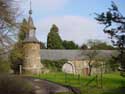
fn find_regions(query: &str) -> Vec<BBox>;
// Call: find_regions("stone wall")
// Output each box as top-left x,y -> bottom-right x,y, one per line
23,42 -> 43,74
62,60 -> 105,76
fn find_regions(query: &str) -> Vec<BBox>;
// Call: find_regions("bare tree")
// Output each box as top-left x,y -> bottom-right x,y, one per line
85,50 -> 98,76
0,0 -> 19,53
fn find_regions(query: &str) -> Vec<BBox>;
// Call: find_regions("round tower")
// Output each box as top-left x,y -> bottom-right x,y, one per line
23,1 -> 43,74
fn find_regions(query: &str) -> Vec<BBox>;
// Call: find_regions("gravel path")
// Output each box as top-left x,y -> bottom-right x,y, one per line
23,77 -> 72,94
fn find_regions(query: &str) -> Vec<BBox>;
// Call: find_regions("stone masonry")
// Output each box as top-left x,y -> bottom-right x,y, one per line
23,42 -> 43,74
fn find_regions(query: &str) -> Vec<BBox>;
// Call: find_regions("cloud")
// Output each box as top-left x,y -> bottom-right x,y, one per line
35,16 -> 109,45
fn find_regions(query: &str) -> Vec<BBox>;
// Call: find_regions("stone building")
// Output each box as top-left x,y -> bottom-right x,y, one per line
40,50 -> 118,75
22,5 -> 43,74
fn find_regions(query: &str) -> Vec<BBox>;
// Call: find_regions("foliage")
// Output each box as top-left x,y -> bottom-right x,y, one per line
80,44 -> 88,49
18,19 -> 28,42
117,52 -> 125,76
9,19 -> 27,74
63,40 -> 79,49
0,75 -> 34,94
106,56 -> 119,72
9,43 -> 24,74
95,1 -> 125,72
0,0 -> 18,50
40,42 -> 46,49
87,39 -> 114,50
47,24 -> 64,49
41,59 -> 67,72
0,57 -> 10,74
95,1 -> 125,48
84,50 -> 98,76
0,0 -> 16,25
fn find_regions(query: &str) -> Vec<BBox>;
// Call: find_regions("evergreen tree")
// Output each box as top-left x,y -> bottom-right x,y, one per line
63,40 -> 79,49
47,24 -> 64,49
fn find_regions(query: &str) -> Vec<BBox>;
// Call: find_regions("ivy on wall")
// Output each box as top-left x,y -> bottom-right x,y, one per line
41,59 -> 67,72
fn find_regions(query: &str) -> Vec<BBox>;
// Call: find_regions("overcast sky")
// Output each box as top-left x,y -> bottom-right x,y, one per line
21,0 -> 125,45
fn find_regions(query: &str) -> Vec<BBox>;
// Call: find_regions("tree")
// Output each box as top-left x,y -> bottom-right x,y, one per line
0,0 -> 17,50
0,0 -> 18,74
106,56 -> 119,72
47,24 -> 64,49
63,40 -> 79,49
0,0 -> 16,25
40,42 -> 46,49
9,19 -> 28,74
0,50 -> 10,74
87,39 -> 114,50
80,44 -> 88,50
18,19 -> 28,42
9,43 -> 24,74
84,50 -> 98,76
95,1 -> 125,75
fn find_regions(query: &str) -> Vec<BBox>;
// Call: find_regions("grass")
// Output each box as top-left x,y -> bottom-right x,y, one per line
33,72 -> 125,94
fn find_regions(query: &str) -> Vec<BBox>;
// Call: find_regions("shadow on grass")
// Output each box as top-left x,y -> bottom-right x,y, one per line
103,87 -> 125,94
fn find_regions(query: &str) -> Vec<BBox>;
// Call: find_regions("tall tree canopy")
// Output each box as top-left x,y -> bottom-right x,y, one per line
47,24 -> 64,49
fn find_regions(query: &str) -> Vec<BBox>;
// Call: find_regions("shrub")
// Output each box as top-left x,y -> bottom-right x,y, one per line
105,56 -> 119,73
41,59 -> 67,72
0,58 -> 11,74
0,75 -> 34,94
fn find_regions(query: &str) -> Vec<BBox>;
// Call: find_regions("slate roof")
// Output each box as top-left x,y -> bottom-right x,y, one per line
41,50 -> 119,60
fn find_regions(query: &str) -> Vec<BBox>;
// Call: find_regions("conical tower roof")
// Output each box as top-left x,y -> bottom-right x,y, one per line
28,6 -> 36,30
24,0 -> 38,42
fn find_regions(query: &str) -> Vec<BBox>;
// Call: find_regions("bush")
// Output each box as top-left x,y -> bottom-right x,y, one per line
0,75 -> 34,94
105,56 -> 119,72
41,59 -> 67,72
0,58 -> 11,73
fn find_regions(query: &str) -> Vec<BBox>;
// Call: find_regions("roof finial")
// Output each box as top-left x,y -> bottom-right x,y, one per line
29,0 -> 32,15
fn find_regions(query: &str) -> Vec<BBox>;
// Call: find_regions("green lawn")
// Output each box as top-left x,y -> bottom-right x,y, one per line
33,72 -> 125,94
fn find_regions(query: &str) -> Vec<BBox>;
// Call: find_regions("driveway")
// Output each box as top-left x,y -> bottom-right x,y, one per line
23,76 -> 80,94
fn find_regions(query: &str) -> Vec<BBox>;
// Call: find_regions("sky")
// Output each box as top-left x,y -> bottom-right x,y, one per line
21,0 -> 125,46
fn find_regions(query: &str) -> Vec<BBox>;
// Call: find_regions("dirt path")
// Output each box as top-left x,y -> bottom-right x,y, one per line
23,76 -> 72,94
